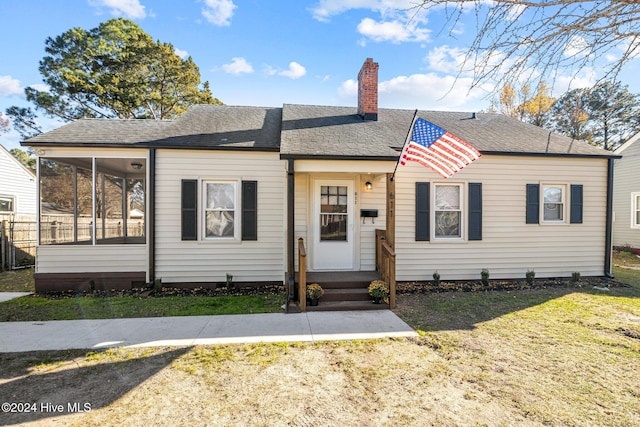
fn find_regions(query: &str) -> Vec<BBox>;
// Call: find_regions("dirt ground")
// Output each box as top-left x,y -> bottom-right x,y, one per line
1,340 -> 543,427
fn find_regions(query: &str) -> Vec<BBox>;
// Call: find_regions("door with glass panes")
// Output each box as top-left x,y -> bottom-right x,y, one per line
312,179 -> 354,270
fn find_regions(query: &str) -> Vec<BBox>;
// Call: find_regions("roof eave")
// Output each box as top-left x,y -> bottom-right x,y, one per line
22,141 -> 280,152
279,154 -> 398,161
481,150 -> 620,159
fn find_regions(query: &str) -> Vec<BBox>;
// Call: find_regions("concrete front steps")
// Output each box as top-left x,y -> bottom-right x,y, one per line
303,271 -> 389,312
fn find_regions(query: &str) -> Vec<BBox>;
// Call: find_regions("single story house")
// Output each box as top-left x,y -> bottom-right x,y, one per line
23,58 -> 617,302
0,143 -> 36,218
613,132 -> 640,252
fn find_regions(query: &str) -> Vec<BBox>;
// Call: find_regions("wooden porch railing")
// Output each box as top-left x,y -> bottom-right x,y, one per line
298,237 -> 307,312
375,229 -> 385,272
375,229 -> 396,309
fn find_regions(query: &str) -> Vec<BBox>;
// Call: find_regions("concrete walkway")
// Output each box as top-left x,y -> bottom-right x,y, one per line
0,310 -> 418,353
0,292 -> 31,303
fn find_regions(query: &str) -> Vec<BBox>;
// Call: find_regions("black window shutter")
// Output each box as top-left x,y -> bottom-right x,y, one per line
181,179 -> 198,241
570,184 -> 583,224
415,182 -> 430,241
242,180 -> 258,241
468,183 -> 483,240
526,184 -> 540,224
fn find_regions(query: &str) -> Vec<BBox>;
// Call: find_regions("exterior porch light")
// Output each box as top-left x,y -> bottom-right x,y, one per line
131,161 -> 143,170
365,181 -> 373,191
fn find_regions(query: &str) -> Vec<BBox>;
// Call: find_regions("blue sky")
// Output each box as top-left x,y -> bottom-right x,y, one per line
1,0 -> 639,150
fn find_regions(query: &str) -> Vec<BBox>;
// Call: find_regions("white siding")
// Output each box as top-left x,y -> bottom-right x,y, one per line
294,173 -> 309,271
154,150 -> 286,283
613,139 -> 640,249
359,174 -> 386,270
37,245 -> 147,273
394,155 -> 609,280
0,145 -> 36,216
293,170 -> 388,271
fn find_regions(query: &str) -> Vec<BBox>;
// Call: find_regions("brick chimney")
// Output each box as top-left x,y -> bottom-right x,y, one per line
357,58 -> 378,121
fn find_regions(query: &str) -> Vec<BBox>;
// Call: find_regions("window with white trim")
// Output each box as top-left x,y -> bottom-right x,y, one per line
0,195 -> 14,213
203,181 -> 237,239
542,184 -> 565,222
632,193 -> 640,228
434,183 -> 463,238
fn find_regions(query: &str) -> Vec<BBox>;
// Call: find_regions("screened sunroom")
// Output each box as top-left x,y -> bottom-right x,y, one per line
39,157 -> 146,245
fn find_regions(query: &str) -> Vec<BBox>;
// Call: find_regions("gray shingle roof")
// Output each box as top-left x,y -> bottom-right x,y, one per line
154,105 -> 281,150
24,105 -> 282,151
24,118 -> 172,145
24,103 -> 613,158
280,105 -> 612,158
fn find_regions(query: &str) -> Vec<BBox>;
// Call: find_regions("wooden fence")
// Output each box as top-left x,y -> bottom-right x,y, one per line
1,215 -> 36,271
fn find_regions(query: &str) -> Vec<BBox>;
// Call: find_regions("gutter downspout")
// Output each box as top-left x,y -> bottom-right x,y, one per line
286,158 -> 295,312
604,157 -> 614,278
148,148 -> 156,283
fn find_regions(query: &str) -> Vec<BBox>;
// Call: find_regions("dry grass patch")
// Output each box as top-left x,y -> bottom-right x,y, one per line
1,260 -> 639,426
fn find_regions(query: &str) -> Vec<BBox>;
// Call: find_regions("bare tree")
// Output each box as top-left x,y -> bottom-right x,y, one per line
414,1 -> 640,90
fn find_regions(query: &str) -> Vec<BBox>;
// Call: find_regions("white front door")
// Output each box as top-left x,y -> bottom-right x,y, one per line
312,179 -> 355,270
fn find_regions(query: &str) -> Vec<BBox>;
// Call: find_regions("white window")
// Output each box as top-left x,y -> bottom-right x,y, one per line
542,184 -> 565,222
203,181 -> 237,239
0,195 -> 14,213
632,193 -> 640,228
434,183 -> 462,239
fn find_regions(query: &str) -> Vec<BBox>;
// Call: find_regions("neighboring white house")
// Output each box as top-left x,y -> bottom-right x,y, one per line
613,132 -> 640,252
0,144 -> 36,218
23,58 -> 617,294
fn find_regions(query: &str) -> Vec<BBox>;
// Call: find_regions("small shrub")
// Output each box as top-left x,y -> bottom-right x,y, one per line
432,271 -> 441,286
615,243 -> 633,253
306,283 -> 324,300
526,269 -> 535,286
153,277 -> 162,293
571,271 -> 581,283
368,280 -> 390,299
480,268 -> 490,286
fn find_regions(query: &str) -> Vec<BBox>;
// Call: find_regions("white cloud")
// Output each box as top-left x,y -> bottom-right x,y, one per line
202,0 -> 236,26
339,73 -> 492,110
222,57 -> 254,75
338,79 -> 358,98
357,17 -> 430,43
0,75 -> 23,97
381,73 -> 491,109
310,0 -> 416,22
605,53 -> 618,62
90,0 -> 146,19
564,35 -> 590,58
553,68 -> 597,95
279,62 -> 307,79
426,45 -> 466,74
174,48 -> 189,59
505,4 -> 526,21
263,65 -> 277,76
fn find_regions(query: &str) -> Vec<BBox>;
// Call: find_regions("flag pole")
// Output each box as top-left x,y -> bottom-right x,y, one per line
390,109 -> 418,182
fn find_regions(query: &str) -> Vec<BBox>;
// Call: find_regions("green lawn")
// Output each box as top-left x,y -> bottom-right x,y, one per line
0,293 -> 285,321
1,251 -> 638,323
0,267 -> 35,292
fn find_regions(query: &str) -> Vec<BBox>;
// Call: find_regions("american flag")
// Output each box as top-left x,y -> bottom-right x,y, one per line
400,117 -> 481,178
